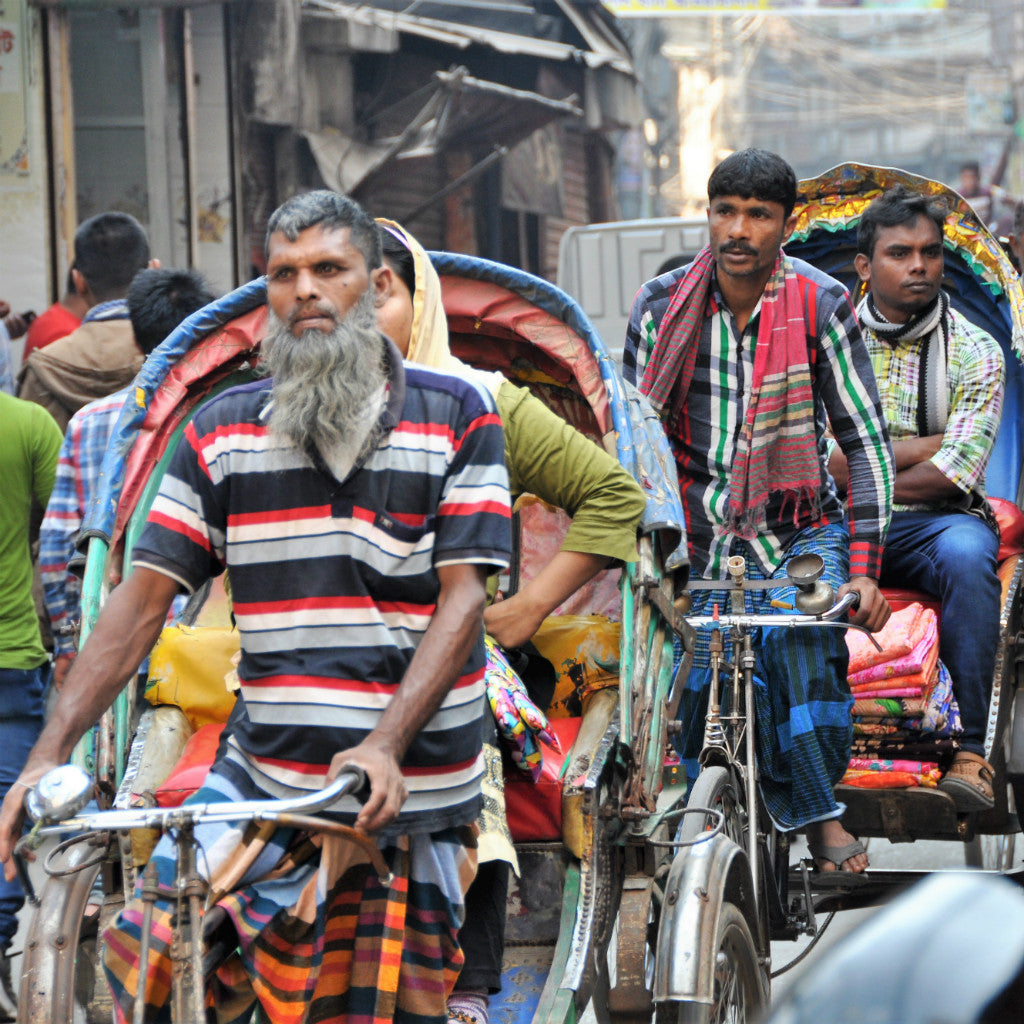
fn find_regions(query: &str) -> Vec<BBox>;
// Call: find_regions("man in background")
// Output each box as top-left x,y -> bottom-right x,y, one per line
18,212 -> 154,432
0,392 -> 62,1019
39,268 -> 216,690
22,268 -> 89,358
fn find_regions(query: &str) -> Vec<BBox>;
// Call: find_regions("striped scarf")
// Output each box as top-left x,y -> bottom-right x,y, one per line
640,245 -> 821,538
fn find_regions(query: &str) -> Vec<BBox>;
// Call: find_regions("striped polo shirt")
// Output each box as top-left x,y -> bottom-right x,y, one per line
133,340 -> 511,834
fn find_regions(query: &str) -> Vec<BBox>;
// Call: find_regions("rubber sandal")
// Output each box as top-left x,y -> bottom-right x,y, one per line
807,838 -> 870,889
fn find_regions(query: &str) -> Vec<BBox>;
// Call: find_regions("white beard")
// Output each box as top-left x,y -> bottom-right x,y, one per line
261,289 -> 386,457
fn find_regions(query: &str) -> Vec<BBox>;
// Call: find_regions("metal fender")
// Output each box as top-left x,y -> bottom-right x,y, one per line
18,839 -> 102,1024
651,832 -> 759,1006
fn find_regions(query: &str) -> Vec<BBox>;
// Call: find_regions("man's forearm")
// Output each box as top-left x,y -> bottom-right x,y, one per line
893,460 -> 963,504
891,435 -> 943,472
370,565 -> 487,763
21,568 -> 179,777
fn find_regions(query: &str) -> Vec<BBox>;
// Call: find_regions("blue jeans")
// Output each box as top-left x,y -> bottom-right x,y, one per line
0,665 -> 47,950
881,511 -> 1000,756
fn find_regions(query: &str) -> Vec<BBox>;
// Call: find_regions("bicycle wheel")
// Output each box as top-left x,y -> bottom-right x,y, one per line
677,766 -> 745,847
655,903 -> 766,1024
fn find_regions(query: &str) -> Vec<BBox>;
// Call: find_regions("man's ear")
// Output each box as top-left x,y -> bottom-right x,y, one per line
854,252 -> 871,284
148,258 -> 162,270
371,265 -> 393,307
71,267 -> 89,299
781,211 -> 798,245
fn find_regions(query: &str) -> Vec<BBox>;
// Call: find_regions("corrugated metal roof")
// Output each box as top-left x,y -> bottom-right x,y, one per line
302,0 -> 634,73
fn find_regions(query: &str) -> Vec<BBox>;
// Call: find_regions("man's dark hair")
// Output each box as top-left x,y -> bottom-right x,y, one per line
960,160 -> 981,177
856,185 -> 947,260
378,225 -> 416,297
1014,199 -> 1024,238
73,212 -> 151,303
126,268 -> 217,355
265,190 -> 381,271
707,149 -> 798,219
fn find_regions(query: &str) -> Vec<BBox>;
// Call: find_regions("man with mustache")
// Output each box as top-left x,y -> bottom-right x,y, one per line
830,185 -> 1005,811
0,190 -> 512,1024
624,149 -> 894,881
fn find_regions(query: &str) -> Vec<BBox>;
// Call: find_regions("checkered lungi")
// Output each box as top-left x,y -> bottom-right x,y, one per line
674,523 -> 853,830
102,769 -> 477,1024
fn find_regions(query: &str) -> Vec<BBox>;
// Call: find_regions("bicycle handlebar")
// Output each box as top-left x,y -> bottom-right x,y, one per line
21,765 -> 369,844
683,591 -> 881,649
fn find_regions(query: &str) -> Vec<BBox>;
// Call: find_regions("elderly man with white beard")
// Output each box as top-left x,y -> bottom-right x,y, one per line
0,191 -> 513,1024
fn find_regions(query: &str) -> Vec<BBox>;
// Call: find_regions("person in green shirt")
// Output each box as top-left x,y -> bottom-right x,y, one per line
375,220 -> 645,1024
0,391 -> 61,1019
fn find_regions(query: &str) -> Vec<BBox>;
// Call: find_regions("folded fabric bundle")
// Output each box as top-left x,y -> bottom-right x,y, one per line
852,697 -> 924,719
848,612 -> 938,685
850,677 -> 924,696
847,757 -> 937,774
842,766 -> 943,789
850,736 -> 961,760
844,597 -> 964,796
921,662 -> 960,735
847,602 -> 929,675
853,722 -> 913,737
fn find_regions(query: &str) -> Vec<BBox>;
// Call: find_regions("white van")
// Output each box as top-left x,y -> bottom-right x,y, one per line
556,216 -> 709,363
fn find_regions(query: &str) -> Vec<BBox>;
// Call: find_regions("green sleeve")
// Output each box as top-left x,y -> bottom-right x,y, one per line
497,381 -> 645,564
31,404 -> 63,510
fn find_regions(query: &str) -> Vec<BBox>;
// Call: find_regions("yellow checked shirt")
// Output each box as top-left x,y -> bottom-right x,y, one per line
862,304 -> 1005,513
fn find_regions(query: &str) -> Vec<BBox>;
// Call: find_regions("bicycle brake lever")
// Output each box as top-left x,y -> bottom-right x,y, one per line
12,847 -> 38,907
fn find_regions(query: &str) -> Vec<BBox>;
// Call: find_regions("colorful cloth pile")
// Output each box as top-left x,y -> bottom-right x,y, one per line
841,602 -> 962,789
484,637 -> 561,781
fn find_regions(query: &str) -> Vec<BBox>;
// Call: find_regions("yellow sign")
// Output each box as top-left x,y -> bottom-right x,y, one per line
605,0 -> 945,15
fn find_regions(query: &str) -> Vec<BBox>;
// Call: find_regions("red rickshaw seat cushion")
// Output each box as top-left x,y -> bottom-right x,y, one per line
503,717 -> 583,842
990,496 -> 1024,561
154,721 -> 225,807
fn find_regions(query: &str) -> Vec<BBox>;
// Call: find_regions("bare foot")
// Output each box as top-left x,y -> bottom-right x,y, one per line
806,818 -> 868,873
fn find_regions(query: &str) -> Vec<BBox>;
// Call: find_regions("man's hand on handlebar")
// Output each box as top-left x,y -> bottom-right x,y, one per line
327,739 -> 408,836
0,762 -> 58,882
838,576 -> 891,633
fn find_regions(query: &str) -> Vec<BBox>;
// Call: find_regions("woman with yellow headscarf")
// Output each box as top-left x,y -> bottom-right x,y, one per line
374,219 -> 644,1024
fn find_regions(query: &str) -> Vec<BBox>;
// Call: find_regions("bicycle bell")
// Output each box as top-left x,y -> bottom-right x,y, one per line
24,764 -> 93,824
786,553 -> 834,615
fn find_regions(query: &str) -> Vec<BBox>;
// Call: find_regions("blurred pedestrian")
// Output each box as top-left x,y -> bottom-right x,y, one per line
17,212 -> 155,432
39,268 -> 216,690
22,267 -> 88,358
0,392 -> 61,1020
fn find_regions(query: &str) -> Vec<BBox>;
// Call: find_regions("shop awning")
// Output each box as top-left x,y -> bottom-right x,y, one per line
302,0 -> 634,74
302,67 -> 583,194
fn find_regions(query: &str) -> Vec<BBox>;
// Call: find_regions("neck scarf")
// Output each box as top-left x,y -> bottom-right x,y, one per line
375,218 -> 505,397
857,290 -> 950,437
640,245 -> 821,538
858,290 -> 947,343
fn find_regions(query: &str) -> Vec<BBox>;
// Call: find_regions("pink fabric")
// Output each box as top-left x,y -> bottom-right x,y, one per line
846,602 -> 930,675
848,614 -> 938,685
